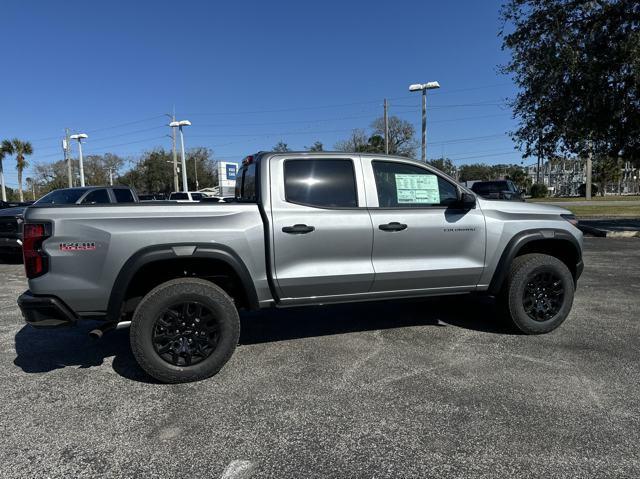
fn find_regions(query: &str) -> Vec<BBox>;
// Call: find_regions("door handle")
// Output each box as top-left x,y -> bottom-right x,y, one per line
282,224 -> 315,234
379,222 -> 407,232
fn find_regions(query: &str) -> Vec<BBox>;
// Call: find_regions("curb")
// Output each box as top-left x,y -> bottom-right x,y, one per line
578,224 -> 640,238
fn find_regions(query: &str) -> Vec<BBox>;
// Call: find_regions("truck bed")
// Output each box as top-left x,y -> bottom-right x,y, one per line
25,202 -> 269,314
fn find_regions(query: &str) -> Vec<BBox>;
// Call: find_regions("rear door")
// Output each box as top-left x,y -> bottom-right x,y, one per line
363,158 -> 486,293
269,155 -> 375,300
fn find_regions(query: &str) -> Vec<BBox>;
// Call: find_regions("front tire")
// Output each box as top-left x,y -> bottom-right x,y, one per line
503,253 -> 575,334
130,278 -> 240,383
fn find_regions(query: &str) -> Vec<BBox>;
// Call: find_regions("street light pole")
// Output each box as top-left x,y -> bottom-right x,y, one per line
170,120 -> 191,192
70,133 -> 88,187
409,81 -> 440,162
166,112 -> 179,192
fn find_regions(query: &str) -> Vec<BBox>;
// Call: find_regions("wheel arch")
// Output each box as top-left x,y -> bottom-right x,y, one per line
107,243 -> 260,321
488,229 -> 582,295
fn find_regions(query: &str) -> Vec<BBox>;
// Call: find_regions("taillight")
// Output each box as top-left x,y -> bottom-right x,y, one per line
23,223 -> 51,279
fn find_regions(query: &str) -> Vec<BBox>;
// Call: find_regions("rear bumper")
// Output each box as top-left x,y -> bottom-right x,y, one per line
18,291 -> 78,328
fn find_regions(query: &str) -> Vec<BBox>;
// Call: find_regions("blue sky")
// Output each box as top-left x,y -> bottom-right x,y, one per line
0,0 -> 527,188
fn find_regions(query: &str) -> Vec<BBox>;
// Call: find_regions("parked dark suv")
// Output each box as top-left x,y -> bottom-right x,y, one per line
471,180 -> 525,201
0,186 -> 138,256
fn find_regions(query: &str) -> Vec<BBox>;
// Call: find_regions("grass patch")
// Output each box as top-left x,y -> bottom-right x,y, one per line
533,195 -> 640,202
565,205 -> 640,218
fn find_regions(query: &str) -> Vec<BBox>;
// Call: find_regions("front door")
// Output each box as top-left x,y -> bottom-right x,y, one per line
270,156 -> 375,300
363,159 -> 486,293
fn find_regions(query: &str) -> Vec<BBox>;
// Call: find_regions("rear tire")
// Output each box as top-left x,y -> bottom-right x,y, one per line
130,278 -> 240,383
503,253 -> 574,334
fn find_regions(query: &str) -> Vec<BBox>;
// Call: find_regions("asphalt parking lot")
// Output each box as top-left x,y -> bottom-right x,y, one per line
0,237 -> 639,478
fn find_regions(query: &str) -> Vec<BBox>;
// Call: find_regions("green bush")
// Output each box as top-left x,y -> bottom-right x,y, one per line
530,183 -> 548,198
577,183 -> 599,197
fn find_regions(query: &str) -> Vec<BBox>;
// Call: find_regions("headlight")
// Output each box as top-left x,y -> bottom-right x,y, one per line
561,213 -> 579,226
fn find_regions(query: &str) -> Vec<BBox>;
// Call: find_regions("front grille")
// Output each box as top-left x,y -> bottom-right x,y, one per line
0,218 -> 19,236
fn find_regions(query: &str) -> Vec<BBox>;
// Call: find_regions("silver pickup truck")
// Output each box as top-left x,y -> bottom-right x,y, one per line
18,152 -> 583,383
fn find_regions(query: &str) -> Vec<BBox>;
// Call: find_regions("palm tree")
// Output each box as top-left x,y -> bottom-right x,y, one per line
2,139 -> 33,202
0,146 -> 7,202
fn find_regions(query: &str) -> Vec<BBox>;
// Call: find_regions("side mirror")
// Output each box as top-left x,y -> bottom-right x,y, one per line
459,191 -> 476,209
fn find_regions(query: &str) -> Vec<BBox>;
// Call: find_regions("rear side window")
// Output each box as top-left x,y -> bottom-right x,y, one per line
170,193 -> 188,200
113,188 -> 134,203
372,161 -> 458,208
82,189 -> 111,205
235,163 -> 257,202
284,159 -> 357,208
36,188 -> 86,205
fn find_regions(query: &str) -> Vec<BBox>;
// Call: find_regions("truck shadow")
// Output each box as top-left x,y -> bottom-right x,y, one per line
13,296 -> 517,383
239,295 -> 518,345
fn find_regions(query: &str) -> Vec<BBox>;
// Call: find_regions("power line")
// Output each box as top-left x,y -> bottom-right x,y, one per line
34,135 -> 168,159
33,125 -> 167,152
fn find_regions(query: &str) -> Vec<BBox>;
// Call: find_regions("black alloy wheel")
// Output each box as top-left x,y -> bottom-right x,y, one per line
522,271 -> 565,322
152,301 -> 220,366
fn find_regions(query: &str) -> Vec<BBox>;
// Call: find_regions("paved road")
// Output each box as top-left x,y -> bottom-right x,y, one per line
1,238 -> 639,478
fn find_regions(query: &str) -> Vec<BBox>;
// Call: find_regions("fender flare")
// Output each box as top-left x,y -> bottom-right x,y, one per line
488,228 -> 582,295
106,243 -> 260,321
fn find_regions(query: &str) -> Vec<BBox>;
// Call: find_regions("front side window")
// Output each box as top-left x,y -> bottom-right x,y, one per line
372,161 -> 458,208
191,193 -> 204,201
82,189 -> 111,205
284,159 -> 357,208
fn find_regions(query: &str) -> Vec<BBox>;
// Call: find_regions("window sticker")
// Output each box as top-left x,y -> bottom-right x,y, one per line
394,174 -> 440,204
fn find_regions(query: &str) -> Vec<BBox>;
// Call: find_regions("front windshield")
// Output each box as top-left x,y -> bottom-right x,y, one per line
36,188 -> 87,205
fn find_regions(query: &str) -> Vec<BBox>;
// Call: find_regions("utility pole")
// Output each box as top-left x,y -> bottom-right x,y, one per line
586,142 -> 593,200
383,99 -> 389,155
108,168 -> 114,186
64,128 -> 72,187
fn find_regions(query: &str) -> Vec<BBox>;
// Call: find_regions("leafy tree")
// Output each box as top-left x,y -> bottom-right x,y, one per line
334,129 -> 369,153
272,141 -> 291,152
428,157 -> 456,177
371,116 -> 417,158
458,163 -> 494,182
83,155 -> 111,186
505,166 -> 529,191
33,159 -> 76,194
2,138 -> 33,202
500,0 -> 640,168
593,155 -> 623,195
530,183 -> 548,198
305,141 -> 324,152
119,149 -> 175,194
118,147 -> 218,194
186,147 -> 218,191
